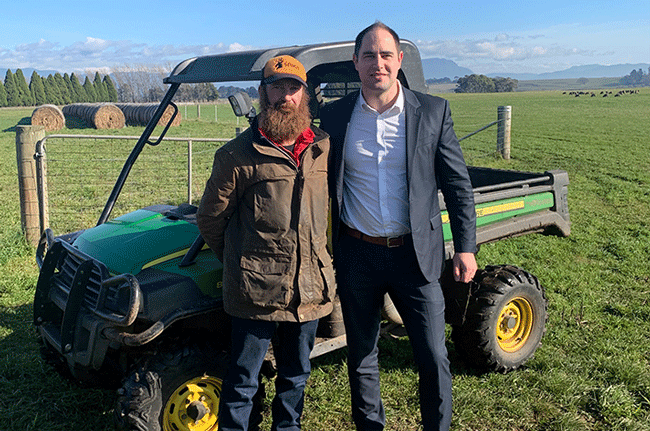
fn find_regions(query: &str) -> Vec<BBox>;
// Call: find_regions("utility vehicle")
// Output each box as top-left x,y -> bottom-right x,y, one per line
33,40 -> 570,431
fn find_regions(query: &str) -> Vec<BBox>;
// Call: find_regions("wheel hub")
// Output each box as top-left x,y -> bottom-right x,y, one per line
163,375 -> 222,431
187,400 -> 209,422
496,297 -> 534,353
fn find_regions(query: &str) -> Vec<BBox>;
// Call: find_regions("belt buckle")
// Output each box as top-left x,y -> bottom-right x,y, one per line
386,236 -> 401,248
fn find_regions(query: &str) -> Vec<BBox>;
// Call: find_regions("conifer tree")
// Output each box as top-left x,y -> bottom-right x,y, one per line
30,71 -> 47,106
94,72 -> 109,101
83,76 -> 97,102
44,74 -> 63,105
104,75 -> 119,102
0,80 -> 7,107
58,73 -> 73,104
4,70 -> 21,106
70,73 -> 87,102
15,69 -> 35,106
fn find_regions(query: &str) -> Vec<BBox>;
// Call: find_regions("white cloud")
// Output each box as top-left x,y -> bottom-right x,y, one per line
2,18 -> 645,76
417,33 -> 590,62
228,43 -> 254,52
0,38 -> 237,73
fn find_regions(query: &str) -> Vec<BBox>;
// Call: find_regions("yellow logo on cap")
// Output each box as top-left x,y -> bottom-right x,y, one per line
264,55 -> 307,84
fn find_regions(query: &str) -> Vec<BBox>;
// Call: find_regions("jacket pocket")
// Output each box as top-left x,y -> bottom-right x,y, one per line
316,247 -> 336,302
240,254 -> 292,309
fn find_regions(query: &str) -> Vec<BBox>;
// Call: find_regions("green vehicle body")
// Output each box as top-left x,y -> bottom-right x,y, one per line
32,39 -> 570,430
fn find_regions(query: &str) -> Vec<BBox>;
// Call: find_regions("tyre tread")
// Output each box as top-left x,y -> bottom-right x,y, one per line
451,265 -> 548,373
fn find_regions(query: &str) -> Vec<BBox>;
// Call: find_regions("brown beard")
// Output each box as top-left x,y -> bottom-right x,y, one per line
259,85 -> 312,144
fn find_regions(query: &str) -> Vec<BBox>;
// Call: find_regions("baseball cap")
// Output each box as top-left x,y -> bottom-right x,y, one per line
262,55 -> 308,87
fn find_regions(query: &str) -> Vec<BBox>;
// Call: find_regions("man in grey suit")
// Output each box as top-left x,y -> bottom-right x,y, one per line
319,22 -> 478,431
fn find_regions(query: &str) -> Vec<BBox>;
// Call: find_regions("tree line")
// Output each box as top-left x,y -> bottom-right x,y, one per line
0,69 -> 119,107
0,66 -> 223,108
620,68 -> 650,87
454,75 -> 518,93
452,68 -> 649,93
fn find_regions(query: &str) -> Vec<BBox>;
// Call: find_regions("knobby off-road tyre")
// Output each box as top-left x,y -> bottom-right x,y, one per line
451,265 -> 548,373
115,342 -> 230,431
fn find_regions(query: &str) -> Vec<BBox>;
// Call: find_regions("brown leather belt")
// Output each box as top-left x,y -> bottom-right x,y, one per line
341,224 -> 408,248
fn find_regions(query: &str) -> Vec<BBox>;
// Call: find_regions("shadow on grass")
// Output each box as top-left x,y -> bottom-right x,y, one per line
0,302 -> 490,430
0,303 -> 115,430
0,115 -> 90,133
65,116 -> 90,129
2,116 -> 31,133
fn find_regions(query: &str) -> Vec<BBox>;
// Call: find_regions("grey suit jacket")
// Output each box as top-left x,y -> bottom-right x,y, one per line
320,87 -> 476,282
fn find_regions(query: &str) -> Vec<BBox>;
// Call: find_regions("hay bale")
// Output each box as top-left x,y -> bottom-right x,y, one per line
115,103 -> 181,127
31,104 -> 65,131
62,103 -> 125,129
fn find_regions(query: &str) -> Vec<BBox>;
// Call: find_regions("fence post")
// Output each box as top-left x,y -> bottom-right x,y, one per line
187,140 -> 193,205
16,125 -> 45,246
497,106 -> 512,159
35,138 -> 49,237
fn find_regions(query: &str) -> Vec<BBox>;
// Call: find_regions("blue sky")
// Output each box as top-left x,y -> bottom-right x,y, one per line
1,0 -> 648,75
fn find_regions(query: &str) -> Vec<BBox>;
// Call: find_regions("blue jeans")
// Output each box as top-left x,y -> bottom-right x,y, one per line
335,233 -> 452,431
218,317 -> 319,431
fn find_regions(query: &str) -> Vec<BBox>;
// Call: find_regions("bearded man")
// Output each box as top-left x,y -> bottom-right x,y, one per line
197,55 -> 335,431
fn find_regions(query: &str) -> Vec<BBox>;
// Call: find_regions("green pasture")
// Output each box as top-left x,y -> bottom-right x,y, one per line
1,87 -> 649,430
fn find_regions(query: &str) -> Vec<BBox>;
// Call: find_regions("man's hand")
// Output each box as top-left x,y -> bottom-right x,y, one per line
452,252 -> 477,283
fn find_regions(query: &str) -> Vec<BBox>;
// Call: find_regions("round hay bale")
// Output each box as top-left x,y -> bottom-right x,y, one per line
31,104 -> 65,131
115,103 -> 181,127
62,103 -> 125,129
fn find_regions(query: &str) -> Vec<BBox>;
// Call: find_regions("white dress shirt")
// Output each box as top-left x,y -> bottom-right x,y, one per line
341,84 -> 410,237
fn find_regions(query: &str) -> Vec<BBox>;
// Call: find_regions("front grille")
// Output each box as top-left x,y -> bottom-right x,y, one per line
47,240 -> 113,312
35,236 -> 141,361
53,246 -> 108,310
35,237 -> 138,327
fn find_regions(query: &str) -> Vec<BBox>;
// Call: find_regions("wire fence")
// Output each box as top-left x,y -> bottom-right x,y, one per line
27,106 -> 510,237
456,119 -> 503,163
36,134 -> 228,235
453,106 -> 511,163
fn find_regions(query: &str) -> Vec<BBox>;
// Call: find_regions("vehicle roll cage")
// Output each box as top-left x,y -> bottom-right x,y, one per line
97,40 -> 426,226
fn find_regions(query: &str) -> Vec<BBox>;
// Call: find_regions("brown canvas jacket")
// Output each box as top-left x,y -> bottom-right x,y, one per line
197,120 -> 335,322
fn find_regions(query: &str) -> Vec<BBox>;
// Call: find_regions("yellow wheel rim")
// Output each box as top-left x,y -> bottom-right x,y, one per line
496,297 -> 534,353
163,375 -> 222,431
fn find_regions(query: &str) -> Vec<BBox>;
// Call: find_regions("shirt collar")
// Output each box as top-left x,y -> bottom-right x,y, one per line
358,81 -> 404,116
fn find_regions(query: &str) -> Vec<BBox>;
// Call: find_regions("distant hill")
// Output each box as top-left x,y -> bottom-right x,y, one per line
419,58 -> 649,82
421,58 -> 473,80
487,63 -> 650,81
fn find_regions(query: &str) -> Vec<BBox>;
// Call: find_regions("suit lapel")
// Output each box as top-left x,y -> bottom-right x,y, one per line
403,88 -> 421,185
333,92 -> 359,206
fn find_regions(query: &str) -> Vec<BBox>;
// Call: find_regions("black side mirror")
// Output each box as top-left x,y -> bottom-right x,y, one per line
228,92 -> 256,124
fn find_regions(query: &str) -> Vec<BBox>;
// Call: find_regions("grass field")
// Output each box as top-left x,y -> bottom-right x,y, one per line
1,87 -> 649,430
